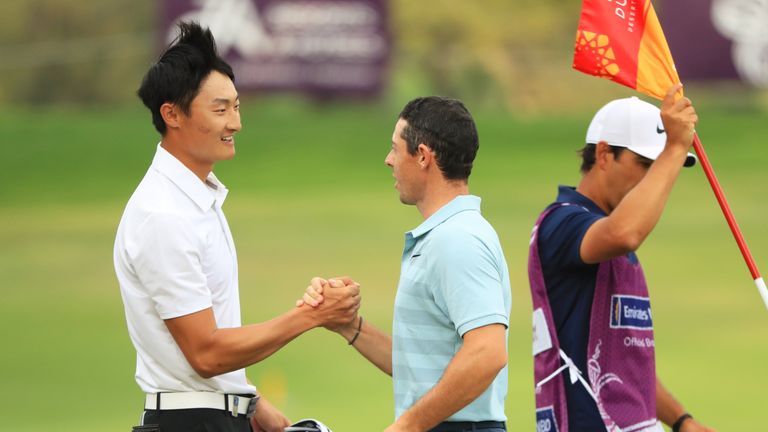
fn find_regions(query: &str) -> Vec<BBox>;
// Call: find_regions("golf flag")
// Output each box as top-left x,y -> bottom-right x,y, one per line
573,0 -> 678,100
572,0 -> 768,309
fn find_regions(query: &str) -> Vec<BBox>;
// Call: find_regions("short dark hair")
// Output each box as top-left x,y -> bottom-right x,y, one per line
578,143 -> 627,173
398,96 -> 479,181
137,21 -> 235,135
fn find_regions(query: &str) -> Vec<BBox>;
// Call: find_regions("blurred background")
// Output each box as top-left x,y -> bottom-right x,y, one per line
1,0 -> 766,430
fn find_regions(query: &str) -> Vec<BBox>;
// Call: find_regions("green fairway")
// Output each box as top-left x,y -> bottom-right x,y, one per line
1,100 -> 766,431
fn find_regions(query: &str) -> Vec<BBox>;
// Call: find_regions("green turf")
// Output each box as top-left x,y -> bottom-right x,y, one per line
0,100 -> 765,430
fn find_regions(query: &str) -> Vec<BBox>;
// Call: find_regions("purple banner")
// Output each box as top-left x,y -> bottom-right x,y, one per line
661,0 -> 768,87
162,0 -> 390,96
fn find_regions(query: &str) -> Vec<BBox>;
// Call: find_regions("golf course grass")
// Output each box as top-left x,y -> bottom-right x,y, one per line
1,98 -> 765,430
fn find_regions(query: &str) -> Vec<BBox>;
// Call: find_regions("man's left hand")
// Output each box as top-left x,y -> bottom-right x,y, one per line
249,396 -> 291,432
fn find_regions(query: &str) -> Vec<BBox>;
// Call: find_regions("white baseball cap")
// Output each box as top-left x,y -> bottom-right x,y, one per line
586,96 -> 696,167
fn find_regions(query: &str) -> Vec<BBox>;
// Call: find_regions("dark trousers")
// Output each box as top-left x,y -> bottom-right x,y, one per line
135,408 -> 251,432
429,421 -> 506,432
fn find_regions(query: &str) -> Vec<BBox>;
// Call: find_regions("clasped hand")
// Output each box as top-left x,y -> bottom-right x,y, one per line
297,276 -> 361,332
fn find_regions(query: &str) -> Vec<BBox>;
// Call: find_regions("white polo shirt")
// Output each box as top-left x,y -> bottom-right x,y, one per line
114,144 -> 255,395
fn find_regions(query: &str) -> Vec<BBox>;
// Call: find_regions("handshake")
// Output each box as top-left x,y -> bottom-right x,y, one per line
296,276 -> 362,338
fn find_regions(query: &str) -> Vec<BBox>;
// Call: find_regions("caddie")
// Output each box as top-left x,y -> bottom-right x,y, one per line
528,85 -> 716,432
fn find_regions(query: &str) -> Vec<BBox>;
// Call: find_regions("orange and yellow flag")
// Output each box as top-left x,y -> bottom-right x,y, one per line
573,0 -> 679,100
573,0 -> 768,306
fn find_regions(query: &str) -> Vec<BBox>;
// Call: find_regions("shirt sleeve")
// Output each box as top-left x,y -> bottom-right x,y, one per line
538,205 -> 603,270
431,230 -> 509,337
127,212 -> 213,319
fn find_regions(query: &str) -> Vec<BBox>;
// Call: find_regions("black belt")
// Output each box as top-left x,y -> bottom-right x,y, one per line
429,421 -> 506,432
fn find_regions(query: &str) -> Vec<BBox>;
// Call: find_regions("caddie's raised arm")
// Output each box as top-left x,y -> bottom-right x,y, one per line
579,84 -> 697,264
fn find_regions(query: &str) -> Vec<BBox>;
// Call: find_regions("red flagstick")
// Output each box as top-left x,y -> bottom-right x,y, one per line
571,0 -> 766,307
692,133 -> 768,309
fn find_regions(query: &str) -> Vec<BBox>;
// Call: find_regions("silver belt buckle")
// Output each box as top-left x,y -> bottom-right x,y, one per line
247,396 -> 258,418
231,396 -> 239,417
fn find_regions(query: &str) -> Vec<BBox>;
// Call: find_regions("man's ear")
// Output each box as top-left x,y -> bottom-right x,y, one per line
416,143 -> 434,169
595,141 -> 612,171
160,103 -> 182,130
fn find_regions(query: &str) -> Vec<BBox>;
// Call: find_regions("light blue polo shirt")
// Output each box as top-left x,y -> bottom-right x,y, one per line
392,195 -> 511,422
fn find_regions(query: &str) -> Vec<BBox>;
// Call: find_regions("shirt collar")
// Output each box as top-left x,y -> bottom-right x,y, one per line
151,144 -> 229,211
408,195 -> 481,239
555,185 -> 605,216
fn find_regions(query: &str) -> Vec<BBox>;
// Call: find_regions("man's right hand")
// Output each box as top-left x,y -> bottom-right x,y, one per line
300,276 -> 393,375
299,276 -> 360,331
660,83 -> 698,153
296,276 -> 328,308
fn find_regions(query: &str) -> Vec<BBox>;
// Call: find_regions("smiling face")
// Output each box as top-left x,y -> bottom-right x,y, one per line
385,118 -> 425,205
173,71 -> 241,179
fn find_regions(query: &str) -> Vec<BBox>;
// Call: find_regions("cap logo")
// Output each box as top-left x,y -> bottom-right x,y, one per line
656,125 -> 665,134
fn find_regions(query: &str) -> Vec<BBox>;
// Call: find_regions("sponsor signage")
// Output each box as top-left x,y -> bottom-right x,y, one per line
610,295 -> 653,330
162,0 -> 390,96
661,0 -> 768,87
536,406 -> 559,432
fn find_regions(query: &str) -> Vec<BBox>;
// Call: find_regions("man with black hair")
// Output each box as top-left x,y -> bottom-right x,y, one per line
528,85 -> 715,432
114,22 -> 360,432
302,96 -> 511,432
